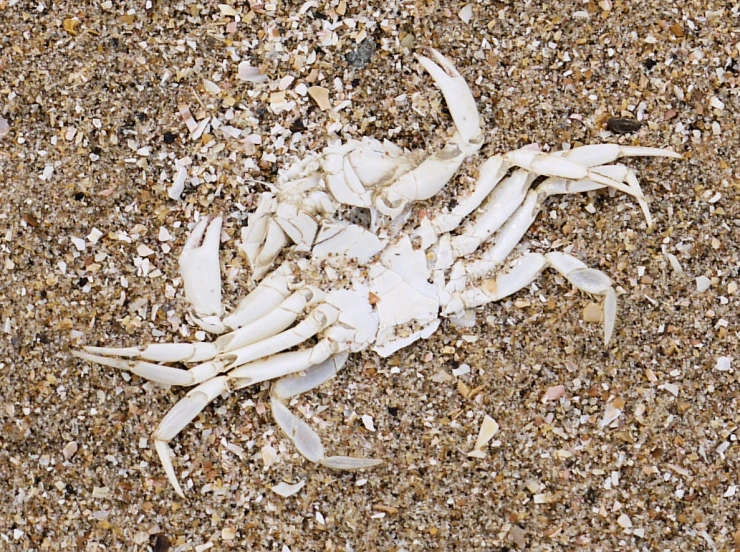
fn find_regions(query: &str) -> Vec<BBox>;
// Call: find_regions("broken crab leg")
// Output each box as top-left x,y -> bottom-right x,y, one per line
80,342 -> 218,363
268,353 -> 382,470
228,338 -> 337,388
270,396 -> 383,470
545,252 -> 617,345
220,304 -> 341,369
71,349 -> 226,387
223,263 -> 294,330
271,396 -> 325,462
71,350 -> 198,386
216,287 -> 323,353
153,376 -> 230,498
451,251 -> 617,344
504,148 -> 643,199
559,143 -> 682,167
271,352 -> 349,400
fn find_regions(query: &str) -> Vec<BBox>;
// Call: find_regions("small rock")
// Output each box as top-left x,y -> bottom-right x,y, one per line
582,302 -> 602,323
607,117 -> 641,134
345,37 -> 376,68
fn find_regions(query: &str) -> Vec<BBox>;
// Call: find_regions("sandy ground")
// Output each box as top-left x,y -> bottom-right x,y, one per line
1,0 -> 739,550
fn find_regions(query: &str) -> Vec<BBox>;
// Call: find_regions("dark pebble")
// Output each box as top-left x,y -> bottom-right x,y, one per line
607,117 -> 642,134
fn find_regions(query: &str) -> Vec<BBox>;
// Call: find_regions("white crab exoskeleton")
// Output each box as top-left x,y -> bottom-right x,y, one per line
73,49 -> 681,497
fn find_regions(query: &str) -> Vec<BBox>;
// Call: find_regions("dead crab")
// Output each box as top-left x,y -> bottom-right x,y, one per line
74,49 -> 680,497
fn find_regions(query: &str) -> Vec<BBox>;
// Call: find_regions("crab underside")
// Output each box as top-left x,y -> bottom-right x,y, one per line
74,49 -> 680,497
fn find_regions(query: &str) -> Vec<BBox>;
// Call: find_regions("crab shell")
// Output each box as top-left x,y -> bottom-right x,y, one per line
74,49 -> 680,497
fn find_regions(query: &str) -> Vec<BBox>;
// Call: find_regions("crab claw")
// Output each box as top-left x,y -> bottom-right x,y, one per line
415,48 -> 482,151
179,216 -> 226,333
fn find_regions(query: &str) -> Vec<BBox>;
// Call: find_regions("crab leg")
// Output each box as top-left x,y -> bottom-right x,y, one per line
216,286 -> 324,352
557,143 -> 681,167
219,303 -> 341,369
375,49 -> 483,216
425,143 -> 678,256
267,353 -> 382,470
445,251 -> 617,345
179,215 -> 226,334
71,349 -> 215,386
153,376 -> 230,497
237,193 -> 290,282
78,342 -> 218,363
223,262 -> 294,330
228,338 -> 338,388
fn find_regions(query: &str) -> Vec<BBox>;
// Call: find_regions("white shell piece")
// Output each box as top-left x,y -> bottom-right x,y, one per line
346,138 -> 411,188
473,415 -> 499,451
313,223 -> 385,263
325,289 -> 379,349
275,203 -> 318,250
169,167 -> 188,200
271,398 -> 324,463
433,234 -> 455,271
271,480 -> 306,498
416,216 -> 438,250
370,237 -> 439,333
320,456 -> 383,470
